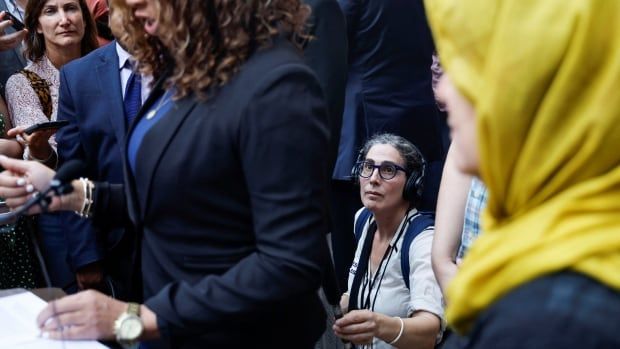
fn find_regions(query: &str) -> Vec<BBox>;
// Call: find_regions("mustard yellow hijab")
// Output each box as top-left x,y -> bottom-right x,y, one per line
426,0 -> 620,333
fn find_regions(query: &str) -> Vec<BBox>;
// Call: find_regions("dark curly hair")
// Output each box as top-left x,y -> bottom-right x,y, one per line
24,0 -> 99,62
113,0 -> 310,100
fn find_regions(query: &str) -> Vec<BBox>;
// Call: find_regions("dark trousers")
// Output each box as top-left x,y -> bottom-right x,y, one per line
444,271 -> 620,349
38,213 -> 74,290
329,179 -> 361,290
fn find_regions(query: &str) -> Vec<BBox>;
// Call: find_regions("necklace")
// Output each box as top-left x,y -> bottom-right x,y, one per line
145,89 -> 172,120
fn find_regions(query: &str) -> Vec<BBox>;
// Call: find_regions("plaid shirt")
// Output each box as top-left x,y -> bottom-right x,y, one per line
457,178 -> 488,258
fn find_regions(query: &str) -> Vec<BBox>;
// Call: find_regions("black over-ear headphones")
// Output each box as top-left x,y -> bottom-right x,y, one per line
402,149 -> 426,205
351,144 -> 426,205
350,148 -> 365,181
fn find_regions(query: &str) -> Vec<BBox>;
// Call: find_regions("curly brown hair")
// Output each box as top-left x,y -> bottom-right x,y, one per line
113,0 -> 310,100
109,0 -> 169,81
24,0 -> 99,62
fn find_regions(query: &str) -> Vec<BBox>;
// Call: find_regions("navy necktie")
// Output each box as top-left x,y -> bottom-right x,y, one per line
123,63 -> 142,125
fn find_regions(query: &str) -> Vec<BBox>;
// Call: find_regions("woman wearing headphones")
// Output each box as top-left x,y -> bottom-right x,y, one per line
334,133 -> 444,349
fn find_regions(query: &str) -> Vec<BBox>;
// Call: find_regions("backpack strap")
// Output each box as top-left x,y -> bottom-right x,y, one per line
354,207 -> 373,242
400,213 -> 434,289
19,70 -> 53,120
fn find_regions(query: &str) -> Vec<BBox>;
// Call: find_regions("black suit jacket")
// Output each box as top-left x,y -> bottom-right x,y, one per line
97,38 -> 331,348
334,0 -> 446,209
303,0 -> 347,174
56,42 -> 137,299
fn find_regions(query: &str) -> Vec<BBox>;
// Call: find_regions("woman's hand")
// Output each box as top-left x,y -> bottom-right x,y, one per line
37,290 -> 127,340
36,289 -> 161,341
8,126 -> 56,161
0,12 -> 27,51
333,309 -> 381,345
339,292 -> 350,314
0,155 -> 61,213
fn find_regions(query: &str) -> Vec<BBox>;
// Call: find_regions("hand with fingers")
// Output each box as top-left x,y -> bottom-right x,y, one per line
37,290 -> 127,340
0,154 -> 63,213
0,11 -> 27,51
8,126 -> 57,162
36,289 -> 161,341
333,309 -> 380,345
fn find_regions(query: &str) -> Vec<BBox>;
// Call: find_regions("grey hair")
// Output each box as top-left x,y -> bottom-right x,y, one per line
359,133 -> 426,175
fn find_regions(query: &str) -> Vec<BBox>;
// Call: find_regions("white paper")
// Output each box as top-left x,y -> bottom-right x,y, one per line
0,292 -> 108,349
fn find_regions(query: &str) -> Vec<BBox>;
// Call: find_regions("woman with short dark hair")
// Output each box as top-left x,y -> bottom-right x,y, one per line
334,133 -> 444,349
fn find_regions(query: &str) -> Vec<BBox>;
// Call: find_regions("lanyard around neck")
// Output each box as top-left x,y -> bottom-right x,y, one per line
350,211 -> 410,312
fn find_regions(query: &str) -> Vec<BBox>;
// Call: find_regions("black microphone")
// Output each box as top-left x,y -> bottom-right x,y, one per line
0,160 -> 86,225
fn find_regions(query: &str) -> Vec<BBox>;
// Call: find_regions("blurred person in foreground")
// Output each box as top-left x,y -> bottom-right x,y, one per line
0,0 -> 332,347
427,0 -> 620,347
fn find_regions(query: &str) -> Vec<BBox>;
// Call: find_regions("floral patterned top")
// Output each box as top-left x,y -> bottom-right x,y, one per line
5,56 -> 59,160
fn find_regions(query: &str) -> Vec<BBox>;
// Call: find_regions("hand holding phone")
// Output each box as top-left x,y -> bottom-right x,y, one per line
1,11 -> 25,31
0,11 -> 26,51
24,120 -> 70,135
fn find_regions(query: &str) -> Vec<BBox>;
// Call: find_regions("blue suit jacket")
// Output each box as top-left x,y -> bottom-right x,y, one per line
55,42 -> 135,294
0,1 -> 27,97
334,0 -> 445,179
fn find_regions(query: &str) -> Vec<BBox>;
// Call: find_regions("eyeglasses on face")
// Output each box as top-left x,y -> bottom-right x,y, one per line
357,160 -> 407,180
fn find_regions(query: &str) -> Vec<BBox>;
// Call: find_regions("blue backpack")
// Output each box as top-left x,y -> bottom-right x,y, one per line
354,208 -> 434,289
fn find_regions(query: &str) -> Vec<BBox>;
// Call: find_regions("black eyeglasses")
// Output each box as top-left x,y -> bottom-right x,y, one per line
357,161 -> 407,180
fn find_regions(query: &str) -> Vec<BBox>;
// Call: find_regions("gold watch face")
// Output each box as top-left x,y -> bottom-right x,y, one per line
120,315 -> 143,341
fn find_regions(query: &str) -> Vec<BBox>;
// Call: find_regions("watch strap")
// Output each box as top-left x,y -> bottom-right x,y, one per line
127,302 -> 141,316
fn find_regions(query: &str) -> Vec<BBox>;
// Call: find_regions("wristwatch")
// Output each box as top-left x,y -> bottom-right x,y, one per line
114,302 -> 144,349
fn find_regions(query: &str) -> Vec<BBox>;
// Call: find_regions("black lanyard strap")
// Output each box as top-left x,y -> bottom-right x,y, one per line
348,211 -> 410,312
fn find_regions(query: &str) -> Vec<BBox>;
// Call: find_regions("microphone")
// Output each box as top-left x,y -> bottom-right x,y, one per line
0,160 -> 86,225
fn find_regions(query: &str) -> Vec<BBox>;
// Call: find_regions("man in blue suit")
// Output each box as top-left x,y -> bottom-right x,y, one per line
55,36 -> 148,300
331,0 -> 447,287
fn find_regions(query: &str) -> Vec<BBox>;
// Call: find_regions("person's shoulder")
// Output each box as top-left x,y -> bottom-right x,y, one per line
227,37 -> 319,100
306,0 -> 341,15
242,37 -> 310,77
5,69 -> 30,91
63,43 -> 114,74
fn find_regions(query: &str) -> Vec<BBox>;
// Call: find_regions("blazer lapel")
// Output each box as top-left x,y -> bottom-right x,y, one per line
122,69 -> 198,221
134,96 -> 198,217
95,44 -> 126,148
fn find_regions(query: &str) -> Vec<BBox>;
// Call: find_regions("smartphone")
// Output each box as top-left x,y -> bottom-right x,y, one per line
2,12 -> 25,31
24,120 -> 70,135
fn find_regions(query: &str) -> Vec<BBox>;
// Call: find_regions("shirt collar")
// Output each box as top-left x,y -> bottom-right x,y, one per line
116,42 -> 133,71
367,208 -> 419,248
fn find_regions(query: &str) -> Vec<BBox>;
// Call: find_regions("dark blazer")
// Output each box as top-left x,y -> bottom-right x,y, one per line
96,38 -> 331,348
55,42 -> 136,299
333,0 -> 445,185
0,2 -> 27,97
303,0 -> 348,174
